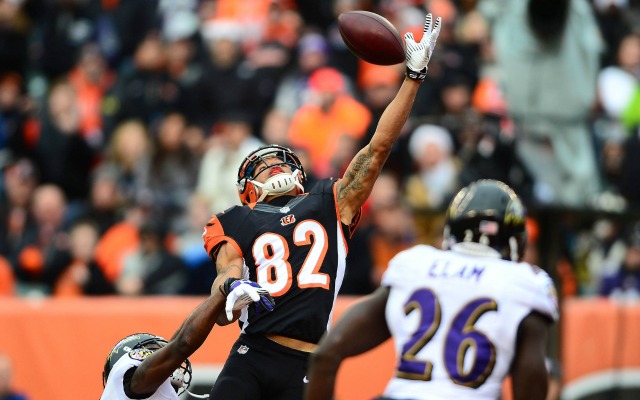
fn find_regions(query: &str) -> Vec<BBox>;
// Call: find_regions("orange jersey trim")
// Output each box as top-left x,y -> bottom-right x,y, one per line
203,215 -> 243,261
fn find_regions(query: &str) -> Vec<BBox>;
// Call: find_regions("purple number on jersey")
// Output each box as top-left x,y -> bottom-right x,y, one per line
395,290 -> 498,389
444,298 -> 497,388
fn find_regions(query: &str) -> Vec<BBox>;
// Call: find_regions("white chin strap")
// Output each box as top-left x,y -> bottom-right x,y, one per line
254,169 -> 304,202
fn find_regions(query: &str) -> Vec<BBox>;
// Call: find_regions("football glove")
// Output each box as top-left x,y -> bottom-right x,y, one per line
404,13 -> 441,82
221,278 -> 275,321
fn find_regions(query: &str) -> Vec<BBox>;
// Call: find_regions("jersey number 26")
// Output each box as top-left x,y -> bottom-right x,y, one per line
397,288 -> 498,389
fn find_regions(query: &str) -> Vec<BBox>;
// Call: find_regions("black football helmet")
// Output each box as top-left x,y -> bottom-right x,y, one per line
443,179 -> 527,261
236,144 -> 306,205
102,333 -> 192,394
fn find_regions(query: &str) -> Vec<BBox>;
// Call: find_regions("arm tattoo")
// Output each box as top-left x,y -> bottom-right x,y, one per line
339,145 -> 373,200
216,262 -> 243,277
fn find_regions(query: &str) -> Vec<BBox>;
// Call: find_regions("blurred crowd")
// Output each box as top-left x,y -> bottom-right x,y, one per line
1,0 -> 640,300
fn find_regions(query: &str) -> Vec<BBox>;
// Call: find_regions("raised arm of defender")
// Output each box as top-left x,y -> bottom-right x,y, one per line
336,13 -> 441,225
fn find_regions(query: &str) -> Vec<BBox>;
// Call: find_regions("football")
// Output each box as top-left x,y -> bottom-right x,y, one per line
338,11 -> 405,66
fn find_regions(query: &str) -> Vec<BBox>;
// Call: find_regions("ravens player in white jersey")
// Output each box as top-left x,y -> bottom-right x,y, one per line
202,13 -> 442,400
305,179 -> 559,400
101,279 -> 274,399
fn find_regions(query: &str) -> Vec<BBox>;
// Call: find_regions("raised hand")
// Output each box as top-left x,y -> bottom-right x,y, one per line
404,13 -> 442,82
221,278 -> 275,321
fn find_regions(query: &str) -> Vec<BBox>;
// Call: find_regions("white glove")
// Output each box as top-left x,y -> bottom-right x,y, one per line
404,13 -> 442,82
224,279 -> 275,321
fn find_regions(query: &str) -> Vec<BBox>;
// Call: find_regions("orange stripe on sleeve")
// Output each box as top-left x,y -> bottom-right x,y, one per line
203,215 -> 243,261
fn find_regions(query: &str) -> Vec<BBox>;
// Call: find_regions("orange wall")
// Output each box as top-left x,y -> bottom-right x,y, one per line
0,296 -> 638,399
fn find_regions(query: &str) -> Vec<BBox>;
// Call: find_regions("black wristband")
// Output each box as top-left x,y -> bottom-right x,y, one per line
406,66 -> 427,82
220,277 -> 239,297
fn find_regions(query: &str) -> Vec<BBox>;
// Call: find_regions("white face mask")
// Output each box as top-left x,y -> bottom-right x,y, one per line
252,169 -> 304,202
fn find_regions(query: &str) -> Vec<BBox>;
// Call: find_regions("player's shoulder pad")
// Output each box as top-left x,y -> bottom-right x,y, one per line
219,204 -> 246,216
308,178 -> 338,195
511,263 -> 559,322
382,245 -> 438,286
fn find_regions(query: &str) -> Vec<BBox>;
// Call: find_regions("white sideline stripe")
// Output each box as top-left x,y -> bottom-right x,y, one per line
562,369 -> 640,400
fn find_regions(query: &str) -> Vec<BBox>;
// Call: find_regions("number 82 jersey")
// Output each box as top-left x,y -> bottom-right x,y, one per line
203,178 -> 360,344
381,245 -> 558,400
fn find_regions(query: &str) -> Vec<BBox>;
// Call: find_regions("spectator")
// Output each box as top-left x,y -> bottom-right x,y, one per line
483,0 -> 604,208
574,219 -> 627,296
260,107 -> 291,146
592,0 -> 634,67
435,76 -> 475,146
599,222 -> 640,299
74,165 -> 124,236
457,113 -> 534,200
93,201 -> 146,283
196,111 -> 264,213
288,67 -> 372,178
102,32 -> 183,133
193,20 -> 260,130
618,127 -> 640,208
0,73 -> 36,161
66,43 -> 115,148
101,119 -> 152,206
35,80 -> 95,204
597,33 -> 640,131
405,123 -> 460,210
272,31 -> 333,118
404,123 -> 460,245
52,219 -> 114,296
15,184 -> 69,296
0,158 -> 39,275
368,171 -> 417,286
32,0 -> 95,81
139,112 -> 200,232
0,1 -> 30,77
117,220 -> 187,296
173,194 -> 216,295
0,353 -> 27,400
161,9 -> 206,126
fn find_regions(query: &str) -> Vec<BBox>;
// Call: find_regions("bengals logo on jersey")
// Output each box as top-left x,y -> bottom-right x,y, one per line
280,214 -> 296,226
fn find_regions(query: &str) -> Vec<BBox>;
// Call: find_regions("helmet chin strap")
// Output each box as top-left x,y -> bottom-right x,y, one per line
184,389 -> 209,399
254,169 -> 304,202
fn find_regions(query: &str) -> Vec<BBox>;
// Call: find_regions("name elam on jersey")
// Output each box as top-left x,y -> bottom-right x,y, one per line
385,244 -> 559,321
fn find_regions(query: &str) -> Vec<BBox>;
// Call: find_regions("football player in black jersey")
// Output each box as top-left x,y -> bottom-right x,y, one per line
203,13 -> 442,400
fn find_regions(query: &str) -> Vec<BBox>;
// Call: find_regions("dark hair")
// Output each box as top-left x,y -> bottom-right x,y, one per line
527,0 -> 570,46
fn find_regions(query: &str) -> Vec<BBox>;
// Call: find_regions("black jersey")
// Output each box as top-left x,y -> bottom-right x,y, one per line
203,178 -> 361,344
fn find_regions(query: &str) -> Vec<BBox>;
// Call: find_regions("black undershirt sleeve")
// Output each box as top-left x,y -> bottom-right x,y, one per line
122,366 -> 155,399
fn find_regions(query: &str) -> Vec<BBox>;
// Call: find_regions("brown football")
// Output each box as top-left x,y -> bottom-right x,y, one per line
338,11 -> 405,66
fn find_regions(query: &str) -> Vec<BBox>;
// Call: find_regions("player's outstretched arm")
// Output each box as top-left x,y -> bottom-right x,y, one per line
336,14 -> 441,225
304,287 -> 391,400
510,312 -> 552,400
129,280 -> 274,394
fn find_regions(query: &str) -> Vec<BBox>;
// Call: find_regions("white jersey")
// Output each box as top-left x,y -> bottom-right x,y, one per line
381,245 -> 558,400
100,348 -> 178,400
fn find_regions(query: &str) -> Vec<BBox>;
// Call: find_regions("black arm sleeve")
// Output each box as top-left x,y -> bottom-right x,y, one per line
122,367 -> 156,399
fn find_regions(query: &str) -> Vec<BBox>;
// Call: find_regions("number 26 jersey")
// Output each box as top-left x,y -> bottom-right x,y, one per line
381,245 -> 559,400
203,178 -> 360,344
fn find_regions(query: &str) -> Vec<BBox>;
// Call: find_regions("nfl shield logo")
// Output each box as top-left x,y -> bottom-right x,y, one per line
237,345 -> 250,354
280,206 -> 290,213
